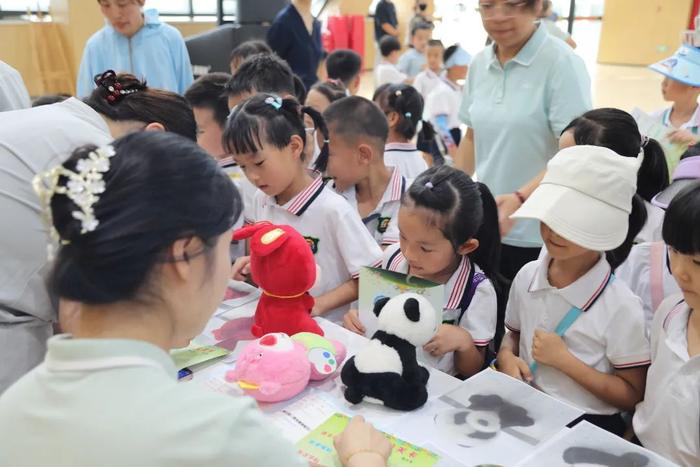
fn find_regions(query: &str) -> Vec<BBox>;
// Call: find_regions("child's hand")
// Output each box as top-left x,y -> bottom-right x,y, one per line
342,309 -> 366,335
668,129 -> 700,146
423,324 -> 472,357
531,329 -> 571,370
231,256 -> 251,281
496,349 -> 533,383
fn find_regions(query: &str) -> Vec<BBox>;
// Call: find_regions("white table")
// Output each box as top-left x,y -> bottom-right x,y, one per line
187,289 -> 464,464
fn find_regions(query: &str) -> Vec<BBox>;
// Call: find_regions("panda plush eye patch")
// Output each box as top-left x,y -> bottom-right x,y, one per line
403,298 -> 421,322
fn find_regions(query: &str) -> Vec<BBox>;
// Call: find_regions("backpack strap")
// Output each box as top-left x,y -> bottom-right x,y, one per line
649,241 -> 666,314
456,266 -> 487,326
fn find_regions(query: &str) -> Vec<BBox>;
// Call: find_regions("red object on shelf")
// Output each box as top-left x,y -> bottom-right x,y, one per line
690,0 -> 700,29
325,15 -> 365,65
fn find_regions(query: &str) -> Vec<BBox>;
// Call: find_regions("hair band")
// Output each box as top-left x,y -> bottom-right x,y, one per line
264,95 -> 283,111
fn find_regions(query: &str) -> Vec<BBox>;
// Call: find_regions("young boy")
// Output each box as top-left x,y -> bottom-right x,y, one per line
324,96 -> 406,247
185,73 -> 232,161
425,45 -> 471,159
412,40 -> 444,99
397,21 -> 433,78
632,183 -> 700,467
649,46 -> 700,149
229,40 -> 272,74
376,36 -> 408,88
326,49 -> 362,95
185,72 -> 252,260
224,53 -> 296,110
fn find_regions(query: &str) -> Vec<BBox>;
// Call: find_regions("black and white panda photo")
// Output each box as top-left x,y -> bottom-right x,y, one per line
562,446 -> 651,467
433,394 -> 535,448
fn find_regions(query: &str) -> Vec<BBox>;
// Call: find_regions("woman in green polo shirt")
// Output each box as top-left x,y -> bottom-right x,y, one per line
457,0 -> 592,279
0,132 -> 390,467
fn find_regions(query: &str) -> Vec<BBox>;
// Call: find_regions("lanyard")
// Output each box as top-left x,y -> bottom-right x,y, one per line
529,274 -> 615,375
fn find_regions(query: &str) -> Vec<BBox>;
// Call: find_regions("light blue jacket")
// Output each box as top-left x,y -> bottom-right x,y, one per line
77,9 -> 193,97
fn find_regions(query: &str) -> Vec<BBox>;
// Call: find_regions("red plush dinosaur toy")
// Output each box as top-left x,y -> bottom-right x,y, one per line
233,222 -> 324,337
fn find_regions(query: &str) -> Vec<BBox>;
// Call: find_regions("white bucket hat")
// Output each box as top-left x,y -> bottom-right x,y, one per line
511,145 -> 640,251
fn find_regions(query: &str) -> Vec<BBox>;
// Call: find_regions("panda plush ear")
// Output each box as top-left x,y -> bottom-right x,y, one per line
373,296 -> 391,317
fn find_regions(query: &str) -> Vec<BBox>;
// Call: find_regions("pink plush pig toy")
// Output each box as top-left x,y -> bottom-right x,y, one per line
225,332 -> 346,403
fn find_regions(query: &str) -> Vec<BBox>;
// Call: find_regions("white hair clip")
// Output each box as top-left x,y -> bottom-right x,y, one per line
33,145 -> 116,258
425,181 -> 434,189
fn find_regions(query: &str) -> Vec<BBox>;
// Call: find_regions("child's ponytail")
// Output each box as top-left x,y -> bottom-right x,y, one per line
637,137 -> 670,202
471,183 -> 502,282
301,106 -> 330,172
376,83 -> 431,141
606,193 -> 648,270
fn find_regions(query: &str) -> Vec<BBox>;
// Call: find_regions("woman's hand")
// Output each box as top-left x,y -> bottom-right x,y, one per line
335,416 -> 392,467
495,193 -> 521,237
342,309 -> 366,335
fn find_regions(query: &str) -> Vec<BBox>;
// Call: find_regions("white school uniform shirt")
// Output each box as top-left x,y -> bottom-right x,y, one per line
425,76 -> 463,130
382,244 -> 497,374
0,336 -> 307,467
383,142 -> 428,179
633,296 -> 700,467
616,242 -> 681,336
413,69 -> 442,99
652,105 -> 700,134
0,61 -> 30,112
244,175 -> 383,322
376,61 -> 408,87
636,200 -> 664,244
505,253 -> 651,414
334,166 -> 407,246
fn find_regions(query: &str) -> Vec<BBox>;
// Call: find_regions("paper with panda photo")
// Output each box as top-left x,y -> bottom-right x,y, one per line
391,369 -> 584,467
359,267 -> 444,367
514,421 -> 679,467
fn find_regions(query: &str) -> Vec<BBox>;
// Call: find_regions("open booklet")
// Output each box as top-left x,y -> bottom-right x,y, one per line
359,267 -> 445,367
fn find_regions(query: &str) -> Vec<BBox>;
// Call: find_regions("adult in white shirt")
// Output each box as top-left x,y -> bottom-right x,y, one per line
0,61 -> 30,112
0,131 -> 391,467
0,71 -> 196,394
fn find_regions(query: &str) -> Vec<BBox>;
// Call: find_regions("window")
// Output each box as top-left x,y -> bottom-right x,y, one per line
144,0 -> 231,17
0,1 -> 49,13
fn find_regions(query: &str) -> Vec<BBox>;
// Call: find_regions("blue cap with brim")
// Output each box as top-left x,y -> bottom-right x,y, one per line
649,46 -> 700,87
445,47 -> 472,68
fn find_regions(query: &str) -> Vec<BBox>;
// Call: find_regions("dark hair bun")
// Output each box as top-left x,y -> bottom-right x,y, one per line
49,132 -> 240,304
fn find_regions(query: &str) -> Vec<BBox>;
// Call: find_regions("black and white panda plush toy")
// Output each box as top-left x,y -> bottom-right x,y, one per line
340,292 -> 439,411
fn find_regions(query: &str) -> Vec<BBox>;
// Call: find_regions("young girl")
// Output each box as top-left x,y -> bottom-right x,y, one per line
617,153 -> 700,332
497,145 -> 650,436
77,1 -> 193,97
225,94 -> 383,322
561,108 -> 669,245
632,183 -> 700,467
305,80 -> 346,171
0,132 -> 390,467
373,83 -> 435,178
344,166 -> 503,378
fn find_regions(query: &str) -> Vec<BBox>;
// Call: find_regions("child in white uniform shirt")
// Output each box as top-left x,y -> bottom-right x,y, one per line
225,94 -> 383,322
559,108 -> 670,245
344,166 -> 502,377
617,155 -> 700,331
373,83 -> 434,179
425,45 -> 471,160
498,146 -> 650,437
412,40 -> 444,98
633,183 -> 700,467
324,96 -> 407,247
376,36 -> 408,88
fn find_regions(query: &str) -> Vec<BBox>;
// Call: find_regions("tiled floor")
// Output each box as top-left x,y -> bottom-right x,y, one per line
360,19 -> 669,116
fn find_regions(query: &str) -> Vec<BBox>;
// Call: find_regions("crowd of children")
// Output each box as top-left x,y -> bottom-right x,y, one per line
0,1 -> 698,465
